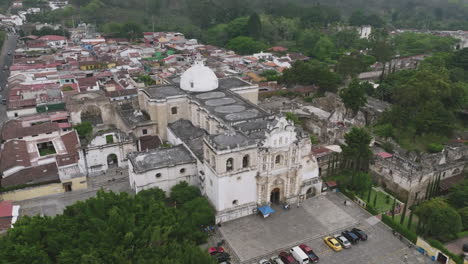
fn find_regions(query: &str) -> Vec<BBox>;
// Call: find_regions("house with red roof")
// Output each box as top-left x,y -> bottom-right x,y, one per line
0,201 -> 20,233
38,35 -> 68,48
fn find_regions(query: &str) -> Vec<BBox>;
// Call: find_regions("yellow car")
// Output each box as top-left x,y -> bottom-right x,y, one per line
324,236 -> 343,251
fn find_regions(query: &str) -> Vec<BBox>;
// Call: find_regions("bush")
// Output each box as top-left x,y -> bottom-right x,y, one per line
74,122 -> 93,138
427,143 -> 444,153
382,214 -> 417,243
381,141 -> 394,153
340,188 -> 356,200
366,204 -> 379,215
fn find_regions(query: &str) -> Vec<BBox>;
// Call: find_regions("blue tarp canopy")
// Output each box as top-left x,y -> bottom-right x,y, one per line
258,205 -> 275,216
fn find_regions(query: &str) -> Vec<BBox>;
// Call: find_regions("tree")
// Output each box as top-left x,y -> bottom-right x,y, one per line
74,122 -> 93,138
339,79 -> 368,114
0,189 -> 216,263
170,181 -> 201,205
312,36 -> 335,61
415,198 -> 462,240
247,12 -> 262,39
341,127 -> 373,171
448,179 -> 468,209
279,60 -> 341,93
226,36 -> 267,55
458,207 -> 468,230
348,172 -> 372,195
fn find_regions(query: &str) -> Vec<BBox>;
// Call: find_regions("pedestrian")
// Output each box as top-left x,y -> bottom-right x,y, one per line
403,254 -> 408,263
344,200 -> 347,206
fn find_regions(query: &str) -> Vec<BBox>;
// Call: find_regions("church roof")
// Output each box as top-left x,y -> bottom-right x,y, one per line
128,145 -> 196,173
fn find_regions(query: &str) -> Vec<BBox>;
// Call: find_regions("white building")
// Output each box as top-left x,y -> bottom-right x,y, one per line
128,58 -> 322,223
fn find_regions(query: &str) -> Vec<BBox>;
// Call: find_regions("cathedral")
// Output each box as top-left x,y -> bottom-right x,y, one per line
128,59 -> 322,223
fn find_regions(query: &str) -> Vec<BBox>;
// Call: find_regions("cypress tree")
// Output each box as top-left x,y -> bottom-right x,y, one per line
391,198 -> 396,220
247,13 -> 262,39
367,187 -> 372,203
425,180 -> 432,200
400,196 -> 408,225
373,192 -> 377,207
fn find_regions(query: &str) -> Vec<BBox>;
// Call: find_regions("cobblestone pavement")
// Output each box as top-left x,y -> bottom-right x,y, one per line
17,168 -> 132,217
216,192 -> 435,264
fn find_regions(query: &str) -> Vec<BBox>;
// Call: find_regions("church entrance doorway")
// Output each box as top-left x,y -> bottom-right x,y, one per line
270,188 -> 280,204
107,154 -> 118,169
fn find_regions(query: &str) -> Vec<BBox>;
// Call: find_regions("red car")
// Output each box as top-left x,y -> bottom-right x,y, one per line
299,244 -> 319,262
208,247 -> 225,255
279,251 -> 298,264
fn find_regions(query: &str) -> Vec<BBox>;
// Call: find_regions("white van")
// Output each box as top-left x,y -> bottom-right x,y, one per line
290,246 -> 309,264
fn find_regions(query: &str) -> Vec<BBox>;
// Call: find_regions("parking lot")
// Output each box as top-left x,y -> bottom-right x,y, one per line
217,192 -> 432,264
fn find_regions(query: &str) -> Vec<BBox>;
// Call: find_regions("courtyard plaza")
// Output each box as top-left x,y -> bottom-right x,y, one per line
210,192 -> 434,264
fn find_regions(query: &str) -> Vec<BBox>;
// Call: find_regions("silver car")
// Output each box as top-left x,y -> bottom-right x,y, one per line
335,234 -> 352,248
271,256 -> 285,264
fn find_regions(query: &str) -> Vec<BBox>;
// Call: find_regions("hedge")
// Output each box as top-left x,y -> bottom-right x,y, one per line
0,180 -> 59,194
381,214 -> 417,243
366,204 -> 379,215
339,188 -> 356,200
427,239 -> 464,264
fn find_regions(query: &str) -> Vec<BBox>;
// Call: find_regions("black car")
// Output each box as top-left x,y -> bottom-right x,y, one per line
351,228 -> 368,241
341,230 -> 359,244
212,252 -> 231,263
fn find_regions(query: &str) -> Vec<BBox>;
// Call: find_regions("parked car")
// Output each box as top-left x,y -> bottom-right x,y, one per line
259,259 -> 272,264
342,230 -> 359,244
334,235 -> 351,249
298,244 -> 319,262
462,244 -> 468,256
209,247 -> 225,255
279,251 -> 299,264
271,256 -> 286,264
351,228 -> 368,241
211,252 -> 230,263
323,236 -> 343,252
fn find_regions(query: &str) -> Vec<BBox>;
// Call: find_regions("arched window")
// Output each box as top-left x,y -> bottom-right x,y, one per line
232,200 -> 238,205
156,173 -> 161,178
226,158 -> 234,172
171,107 -> 178,115
275,155 -> 283,165
242,155 -> 250,168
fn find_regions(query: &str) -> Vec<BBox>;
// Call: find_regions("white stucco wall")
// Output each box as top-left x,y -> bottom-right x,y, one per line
7,108 -> 37,119
130,161 -> 197,194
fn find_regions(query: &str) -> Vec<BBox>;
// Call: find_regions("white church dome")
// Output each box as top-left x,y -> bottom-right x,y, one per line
180,60 -> 219,92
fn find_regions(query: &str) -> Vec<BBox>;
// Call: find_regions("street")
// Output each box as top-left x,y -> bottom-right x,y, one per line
0,32 -> 18,127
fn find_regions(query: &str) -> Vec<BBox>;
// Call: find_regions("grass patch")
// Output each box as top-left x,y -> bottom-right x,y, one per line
395,130 -> 448,153
357,188 -> 394,213
394,213 -> 419,232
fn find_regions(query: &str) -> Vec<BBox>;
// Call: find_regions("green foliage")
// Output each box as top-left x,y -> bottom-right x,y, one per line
373,124 -> 394,139
0,189 -> 216,264
62,85 -> 74,91
260,70 -> 280,81
339,79 -> 368,114
32,26 -> 70,38
312,36 -> 335,61
349,10 -> 384,28
102,21 -> 142,40
280,60 -> 341,93
226,36 -> 267,55
170,181 -> 201,205
393,32 -> 458,57
458,207 -> 468,230
448,179 -> 468,209
137,74 -> 156,86
415,198 -> 463,240
105,135 -> 114,144
285,112 -> 302,126
381,142 -> 394,154
365,204 -> 379,216
73,122 -> 93,139
348,172 -> 372,195
247,12 -> 262,39
336,54 -> 375,78
381,215 -> 417,243
309,134 -> 319,145
426,143 -> 443,153
341,127 -> 373,171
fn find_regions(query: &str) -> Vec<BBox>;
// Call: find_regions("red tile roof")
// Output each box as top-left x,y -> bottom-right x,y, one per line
1,163 -> 60,187
38,35 -> 67,41
1,120 -> 60,141
377,152 -> 393,159
0,201 -> 13,218
0,140 -> 31,172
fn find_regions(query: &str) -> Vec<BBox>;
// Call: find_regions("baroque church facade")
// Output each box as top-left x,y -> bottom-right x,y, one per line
128,59 -> 322,223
